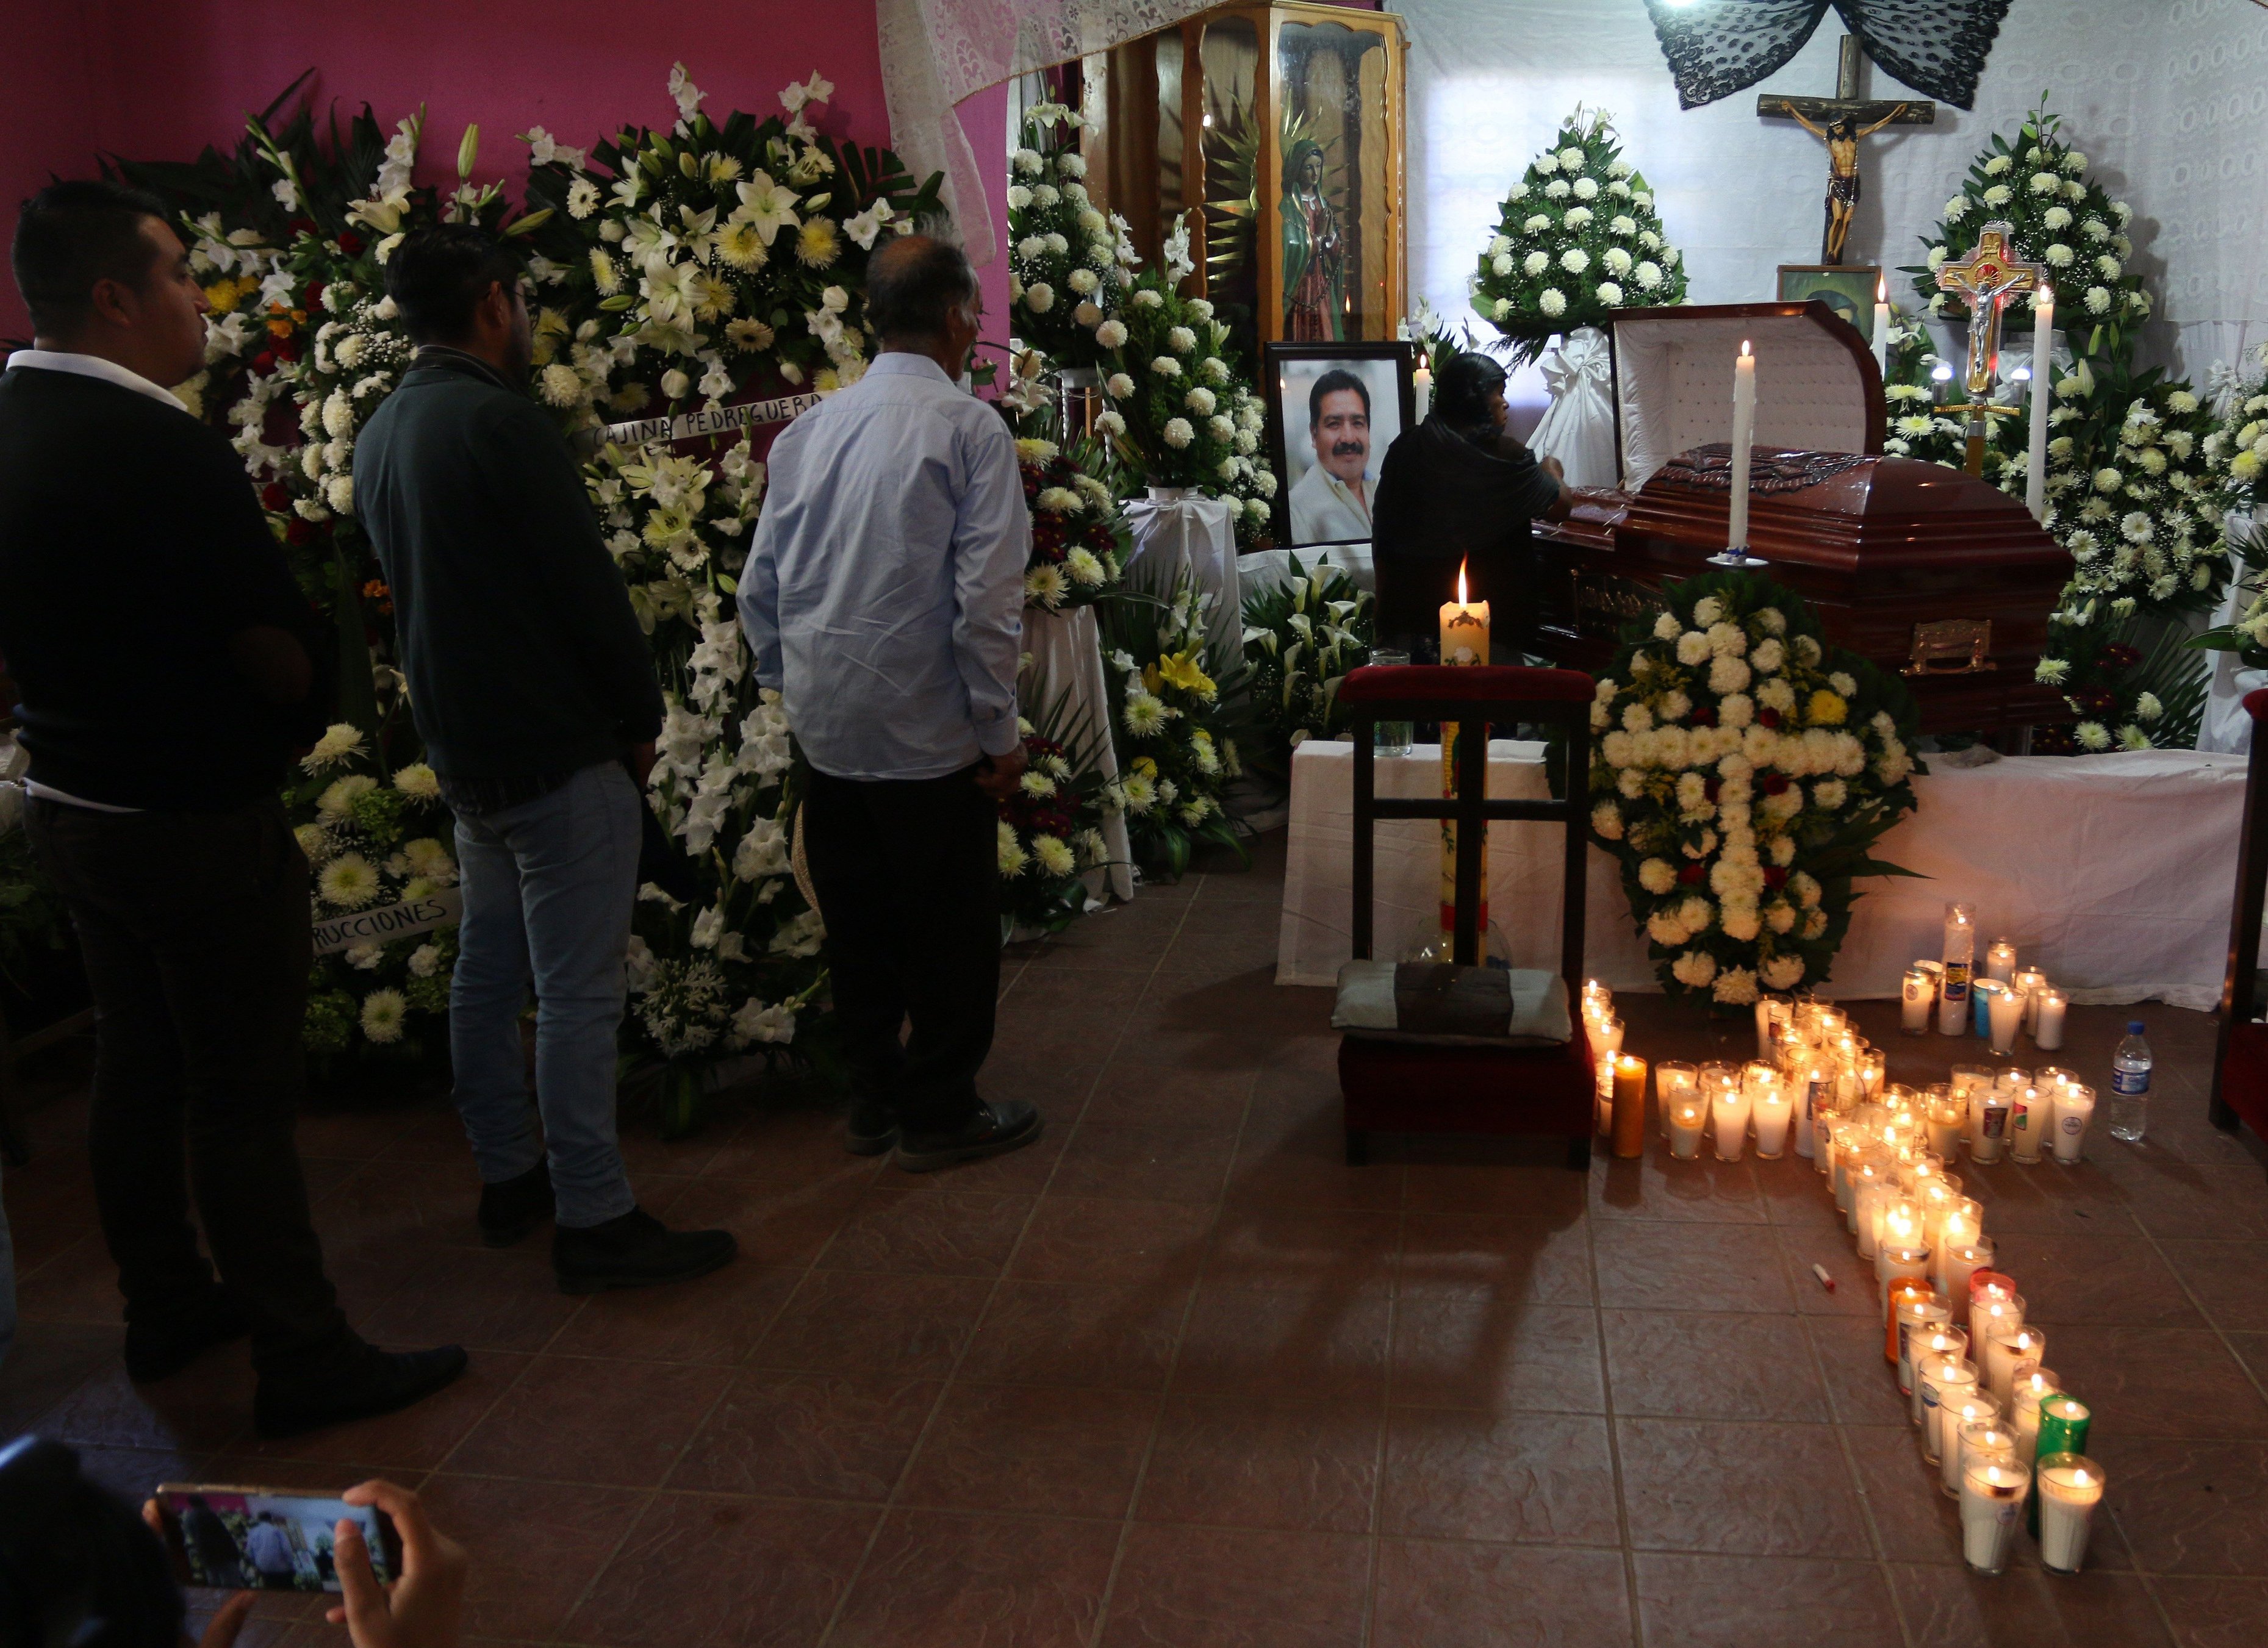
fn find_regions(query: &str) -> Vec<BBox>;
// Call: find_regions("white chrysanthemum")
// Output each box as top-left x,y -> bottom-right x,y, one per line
1671,949 -> 1717,988
301,722 -> 365,773
1151,355 -> 1182,378
1676,631 -> 1711,667
359,989 -> 407,1044
1033,835 -> 1077,878
1166,325 -> 1197,354
2076,721 -> 2111,751
1708,654 -> 1751,695
1602,247 -> 1632,277
1538,288 -> 1566,318
1711,965 -> 1759,1006
997,821 -> 1030,877
1024,565 -> 1069,609
1635,261 -> 1662,290
1523,250 -> 1550,277
1596,282 -> 1623,306
318,853 -> 380,909
1094,319 -> 1128,349
1590,801 -> 1623,840
1560,247 -> 1590,274
1162,417 -> 1194,448
1185,385 -> 1216,415
1107,371 -> 1135,398
1653,611 -> 1682,642
1638,858 -> 1677,895
1563,206 -> 1593,231
317,774 -> 377,821
1545,179 -> 1571,199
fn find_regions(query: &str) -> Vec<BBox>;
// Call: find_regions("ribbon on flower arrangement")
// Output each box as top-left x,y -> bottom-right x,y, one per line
572,391 -> 822,456
1529,325 -> 1620,490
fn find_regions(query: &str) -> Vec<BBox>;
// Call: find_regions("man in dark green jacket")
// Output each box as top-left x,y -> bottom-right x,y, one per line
357,224 -> 733,1294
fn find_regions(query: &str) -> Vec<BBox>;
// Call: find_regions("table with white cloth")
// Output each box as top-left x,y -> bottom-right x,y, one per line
1021,603 -> 1134,905
1277,739 -> 2248,1010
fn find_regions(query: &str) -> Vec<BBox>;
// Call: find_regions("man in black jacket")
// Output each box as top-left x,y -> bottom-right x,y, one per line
356,225 -> 733,1294
0,179 -> 465,1435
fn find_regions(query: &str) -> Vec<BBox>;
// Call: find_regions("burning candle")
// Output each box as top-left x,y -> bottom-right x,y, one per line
1960,1455 -> 2031,1575
1669,1098 -> 1706,1159
1895,1293 -> 1952,1391
1940,903 -> 1976,1034
1712,1077 -> 1753,1163
2009,1085 -> 2047,1165
1610,1054 -> 1648,1159
1912,1331 -> 1970,1427
1902,966 -> 1936,1035
1940,1238 -> 1995,1309
1970,1285 -> 2024,1356
1438,558 -> 1492,667
2029,1393 -> 2093,1539
1728,340 -> 1757,553
2012,967 -> 2048,1034
1657,1060 -> 1697,1141
1958,1418 -> 2020,1500
1980,981 -> 2023,1058
1940,1389 -> 2002,1496
1871,274 -> 1891,381
1972,1089 -> 2011,1163
2026,292 -> 2054,523
1984,938 -> 2018,984
2034,986 -> 2069,1051
1986,1324 -> 2048,1405
2011,1366 -> 2061,1464
1412,358 -> 1433,423
1925,1092 -> 1965,1161
1878,1241 -> 1932,1308
2051,1083 -> 2096,1163
1917,1353 -> 1978,1463
2036,1452 -> 2105,1574
1754,995 -> 1789,1061
1752,1079 -> 1795,1159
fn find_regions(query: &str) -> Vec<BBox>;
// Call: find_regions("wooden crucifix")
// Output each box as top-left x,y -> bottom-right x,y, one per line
1934,222 -> 2044,476
1759,34 -> 1934,264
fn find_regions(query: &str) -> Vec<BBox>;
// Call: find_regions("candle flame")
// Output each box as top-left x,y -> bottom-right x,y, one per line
1457,558 -> 1468,606
1740,339 -> 1751,358
2075,1469 -> 2092,1486
1877,274 -> 1887,303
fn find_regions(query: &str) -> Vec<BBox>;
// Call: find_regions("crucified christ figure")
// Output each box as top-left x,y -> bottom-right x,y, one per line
1780,102 -> 1911,265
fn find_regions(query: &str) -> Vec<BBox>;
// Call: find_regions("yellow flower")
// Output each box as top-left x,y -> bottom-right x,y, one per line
203,281 -> 242,314
1153,649 -> 1215,698
1132,756 -> 1159,779
1806,689 -> 1848,726
267,314 -> 295,339
795,218 -> 840,268
716,220 -> 767,271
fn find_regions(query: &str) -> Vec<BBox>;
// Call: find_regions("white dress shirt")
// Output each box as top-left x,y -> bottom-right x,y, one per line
5,349 -> 187,811
1289,457 -> 1374,545
738,353 -> 1028,781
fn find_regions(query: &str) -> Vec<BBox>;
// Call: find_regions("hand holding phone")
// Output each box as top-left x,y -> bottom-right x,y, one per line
326,1480 -> 465,1648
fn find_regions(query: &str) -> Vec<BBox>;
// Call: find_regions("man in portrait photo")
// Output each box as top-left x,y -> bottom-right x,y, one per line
1288,367 -> 1374,543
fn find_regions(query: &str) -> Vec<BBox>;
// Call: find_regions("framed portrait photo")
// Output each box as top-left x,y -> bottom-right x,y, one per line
1263,340 -> 1415,549
1776,264 -> 1883,342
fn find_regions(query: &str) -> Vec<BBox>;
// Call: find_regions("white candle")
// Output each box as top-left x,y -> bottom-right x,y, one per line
1939,1237 -> 1993,1306
1983,981 -> 2023,1058
2011,1366 -> 2060,1464
1912,1334 -> 1970,1428
2051,1083 -> 2095,1163
1926,1095 -> 1965,1163
1902,966 -> 1936,1035
1878,1242 -> 1932,1307
2026,293 -> 2054,524
1728,340 -> 1756,551
1959,1456 -> 2030,1575
1918,1354 -> 1977,1463
1972,1091 -> 2011,1163
1669,1099 -> 1706,1159
2034,987 -> 2069,1052
1940,903 -> 1976,1034
1657,1061 -> 1698,1141
1895,1297 -> 1951,1395
1984,939 -> 2018,984
1753,1084 -> 1794,1159
1413,360 -> 1433,423
2012,968 -> 2048,1036
1940,1389 -> 2001,1496
1712,1081 -> 1753,1161
2036,1453 -> 2105,1574
2009,1084 -> 2047,1164
1985,1324 -> 2047,1404
1871,276 -> 1890,382
1970,1288 -> 2024,1356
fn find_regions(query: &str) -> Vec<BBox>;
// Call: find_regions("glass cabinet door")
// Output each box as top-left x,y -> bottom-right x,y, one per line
1273,16 -> 1396,343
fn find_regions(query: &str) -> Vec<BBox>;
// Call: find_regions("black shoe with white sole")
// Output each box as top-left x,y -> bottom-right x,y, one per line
894,1100 -> 1042,1173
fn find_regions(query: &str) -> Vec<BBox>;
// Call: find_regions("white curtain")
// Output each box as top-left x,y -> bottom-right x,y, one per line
875,0 -> 1217,263
1401,0 -> 2268,391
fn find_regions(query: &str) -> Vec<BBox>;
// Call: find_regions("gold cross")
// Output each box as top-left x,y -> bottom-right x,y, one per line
1936,222 -> 2041,398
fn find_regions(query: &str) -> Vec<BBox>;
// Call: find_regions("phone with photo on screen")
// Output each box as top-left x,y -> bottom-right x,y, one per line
155,1484 -> 400,1593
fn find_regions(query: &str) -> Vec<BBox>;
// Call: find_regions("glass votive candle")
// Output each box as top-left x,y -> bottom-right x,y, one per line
1960,1455 -> 2031,1575
1939,1235 -> 1994,1305
1859,1050 -> 1887,1102
1996,1066 -> 2033,1093
1980,980 -> 2023,1058
1832,1124 -> 1866,1214
1932,1200 -> 1984,1286
1878,1195 -> 1925,1254
1878,1241 -> 1932,1308
1752,1081 -> 1795,1159
2035,1452 -> 2106,1574
1668,1097 -> 1707,1159
1902,964 -> 1936,1034
1985,1323 -> 2047,1404
1711,1079 -> 1753,1162
1656,1059 -> 1698,1140
1970,1286 -> 2025,1356
1957,1417 -> 2020,1500
1917,1178 -> 1963,1247
2011,1366 -> 2061,1464
1588,1012 -> 1624,1067
1852,1156 -> 1892,1253
1755,994 -> 1790,1061
1985,937 -> 2019,983
1925,1091 -> 1965,1161
2051,1083 -> 2096,1163
1972,1089 -> 2012,1163
1911,1331 -> 1970,1427
1951,1063 -> 1992,1120
2012,967 -> 2048,1033
1895,1294 -> 1952,1392
2033,986 -> 2069,1051
2009,1084 -> 2048,1165
1918,1353 -> 1979,1463
1940,1389 -> 2002,1496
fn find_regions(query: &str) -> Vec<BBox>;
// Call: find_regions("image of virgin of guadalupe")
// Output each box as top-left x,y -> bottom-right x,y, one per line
1279,139 -> 1344,340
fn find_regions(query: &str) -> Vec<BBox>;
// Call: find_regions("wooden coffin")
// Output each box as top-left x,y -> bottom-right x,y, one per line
1524,302 -> 2070,733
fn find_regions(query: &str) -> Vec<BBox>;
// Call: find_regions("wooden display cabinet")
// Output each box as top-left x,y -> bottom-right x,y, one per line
1078,2 -> 1408,354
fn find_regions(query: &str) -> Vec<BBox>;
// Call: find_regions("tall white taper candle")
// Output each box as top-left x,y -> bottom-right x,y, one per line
2026,293 -> 2054,523
1728,341 -> 1756,552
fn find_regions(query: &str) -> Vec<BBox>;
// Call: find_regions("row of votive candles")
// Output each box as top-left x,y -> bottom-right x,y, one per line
1904,934 -> 2069,1053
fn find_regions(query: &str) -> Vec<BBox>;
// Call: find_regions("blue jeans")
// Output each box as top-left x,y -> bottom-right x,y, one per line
449,762 -> 641,1229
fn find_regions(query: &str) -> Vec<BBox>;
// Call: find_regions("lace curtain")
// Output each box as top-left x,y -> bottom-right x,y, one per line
876,0 -> 1216,263
1641,0 -> 2015,112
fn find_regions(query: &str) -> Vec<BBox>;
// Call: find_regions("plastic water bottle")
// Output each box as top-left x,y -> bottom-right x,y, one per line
2109,1021 -> 2152,1142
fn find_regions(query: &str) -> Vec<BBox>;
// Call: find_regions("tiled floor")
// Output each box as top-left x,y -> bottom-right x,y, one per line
5,830 -> 2268,1647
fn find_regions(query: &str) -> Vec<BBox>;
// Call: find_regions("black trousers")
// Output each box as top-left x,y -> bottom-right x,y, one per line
802,765 -> 999,1132
26,797 -> 356,1377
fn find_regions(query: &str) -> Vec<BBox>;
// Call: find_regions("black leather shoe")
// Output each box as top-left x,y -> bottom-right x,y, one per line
253,1344 -> 469,1439
553,1208 -> 737,1294
478,1160 -> 555,1247
845,1099 -> 898,1156
123,1292 -> 252,1383
894,1101 -> 1042,1173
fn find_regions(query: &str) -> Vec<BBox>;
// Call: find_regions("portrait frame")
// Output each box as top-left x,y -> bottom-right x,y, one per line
1775,265 -> 1883,342
1263,340 -> 1415,550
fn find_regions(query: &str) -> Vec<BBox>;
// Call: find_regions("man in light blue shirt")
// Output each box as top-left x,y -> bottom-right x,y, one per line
739,236 -> 1040,1170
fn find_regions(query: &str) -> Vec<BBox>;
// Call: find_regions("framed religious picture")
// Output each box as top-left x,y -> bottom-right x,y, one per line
1776,264 -> 1882,342
1263,340 -> 1413,548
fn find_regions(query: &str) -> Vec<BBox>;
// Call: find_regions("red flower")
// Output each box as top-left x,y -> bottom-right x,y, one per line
1763,866 -> 1789,890
304,280 -> 325,310
2100,642 -> 2142,670
337,231 -> 365,256
271,337 -> 301,362
1757,708 -> 1782,729
260,482 -> 291,512
1760,773 -> 1790,796
251,350 -> 277,375
284,517 -> 314,545
286,216 -> 316,235
1677,862 -> 1707,884
1690,706 -> 1718,727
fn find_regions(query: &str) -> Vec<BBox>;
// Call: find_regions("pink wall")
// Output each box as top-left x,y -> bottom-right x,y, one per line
1,1 -> 1011,349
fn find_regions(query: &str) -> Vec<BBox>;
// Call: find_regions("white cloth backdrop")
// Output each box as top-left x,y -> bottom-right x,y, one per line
1121,488 -> 1244,673
1022,604 -> 1135,901
1402,0 -> 2268,399
1277,739 -> 2247,1010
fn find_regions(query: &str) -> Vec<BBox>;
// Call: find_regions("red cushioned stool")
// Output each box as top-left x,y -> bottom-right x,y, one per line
1333,665 -> 1595,1169
2211,687 -> 2268,1151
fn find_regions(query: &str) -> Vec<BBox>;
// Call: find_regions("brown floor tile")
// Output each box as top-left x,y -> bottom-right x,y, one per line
2092,1436 -> 2268,1576
1202,1206 -> 1400,1297
830,1508 -> 1120,1648
1380,1408 -> 1621,1546
562,1492 -> 874,1648
1987,1230 -> 2205,1329
1388,1300 -> 1605,1414
238,1350 -> 528,1472
447,1354 -> 730,1487
357,1247 -> 583,1355
898,1382 -> 1157,1517
13,1231 -> 128,1325
695,1105 -> 889,1191
68,1441 -> 209,1507
544,1259 -> 802,1367
1602,1309 -> 1829,1422
1780,1226 -> 1893,1317
1395,1213 -> 1593,1305
2231,1331 -> 2268,1385
0,1319 -> 120,1435
1593,1221 -> 1796,1314
958,1278 -> 1193,1390
2047,1325 -> 2268,1439
1098,1524 -> 1371,1648
1173,1286 -> 1390,1403
751,1270 -> 992,1380
1754,1154 -> 1846,1227
1893,1563 -> 2175,1647
1370,1539 -> 1634,1648
2150,1576 -> 2268,1648
1402,1158 -> 1592,1220
667,1367 -> 942,1501
1049,1121 -> 1238,1203
1083,1063 -> 1253,1131
1590,1152 -> 1768,1223
816,1188 -> 1034,1278
1617,1417 -> 1872,1558
1805,1314 -> 1926,1428
1136,1394 -> 1382,1533
40,1346 -> 252,1455
2157,1240 -> 2268,1332
1224,1109 -> 1407,1213
2120,1163 -> 2268,1242
1008,1195 -> 1215,1286
1632,1552 -> 1903,1648
418,1475 -> 651,1640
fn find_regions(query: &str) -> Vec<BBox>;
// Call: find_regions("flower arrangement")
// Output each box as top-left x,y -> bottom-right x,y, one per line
1471,108 -> 1688,367
1587,573 -> 1921,1005
2186,348 -> 2268,663
1014,435 -> 1124,611
996,696 -> 1117,937
1240,555 -> 1374,776
1097,578 -> 1247,879
1096,252 -> 1277,546
1904,99 -> 2148,362
1005,104 -> 1139,369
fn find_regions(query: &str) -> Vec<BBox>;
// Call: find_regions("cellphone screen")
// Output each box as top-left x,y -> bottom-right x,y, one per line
156,1488 -> 393,1592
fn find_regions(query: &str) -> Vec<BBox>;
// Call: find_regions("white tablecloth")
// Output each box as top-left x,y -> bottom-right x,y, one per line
1277,740 -> 2248,1009
1022,604 -> 1133,903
